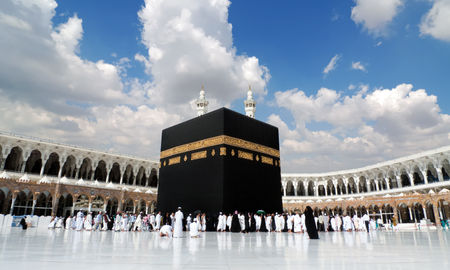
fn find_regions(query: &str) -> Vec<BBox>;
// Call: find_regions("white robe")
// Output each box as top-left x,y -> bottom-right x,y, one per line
265,216 -> 272,232
75,212 -> 84,231
293,214 -> 301,232
173,210 -> 184,237
201,216 -> 206,231
121,215 -> 129,231
343,216 -> 353,231
301,214 -> 307,231
255,215 -> 261,230
336,215 -> 342,231
102,216 -> 109,231
239,214 -> 245,231
227,215 -> 232,231
84,214 -> 93,230
217,215 -> 225,231
160,224 -> 173,237
133,214 -> 142,231
48,217 -> 57,229
331,217 -> 337,231
155,214 -> 161,230
55,217 -> 63,228
65,217 -> 72,229
287,215 -> 293,230
189,221 -> 200,237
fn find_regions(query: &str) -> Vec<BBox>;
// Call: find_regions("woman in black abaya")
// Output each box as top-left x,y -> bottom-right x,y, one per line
304,206 -> 319,239
230,211 -> 241,232
259,214 -> 268,232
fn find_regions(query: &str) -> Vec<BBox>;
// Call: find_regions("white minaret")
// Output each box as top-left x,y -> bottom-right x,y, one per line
244,85 -> 256,118
196,85 -> 209,116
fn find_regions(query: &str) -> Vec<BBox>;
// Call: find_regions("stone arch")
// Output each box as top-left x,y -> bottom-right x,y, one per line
296,181 -> 305,196
44,152 -> 60,177
369,179 -> 377,192
286,181 -> 295,196
400,169 -> 411,187
337,178 -> 345,195
412,202 -> 425,221
123,165 -> 134,185
424,201 -> 436,223
438,199 -> 449,221
149,168 -> 158,187
94,160 -> 107,181
345,206 -> 355,217
426,162 -> 439,183
442,159 -> 450,181
74,194 -> 89,211
397,203 -> 412,223
387,170 -> 398,188
34,191 -> 52,216
0,188 -> 10,214
412,165 -> 425,185
61,155 -> 77,178
4,146 -> 24,172
137,199 -> 146,214
12,189 -> 33,215
327,180 -> 335,195
106,197 -> 119,216
91,195 -> 105,213
123,199 -> 134,213
109,163 -> 121,183
347,177 -> 356,194
56,193 -> 73,217
358,176 -> 368,193
381,204 -> 394,223
24,149 -> 42,174
78,158 -> 92,180
318,185 -> 325,196
136,166 -> 146,187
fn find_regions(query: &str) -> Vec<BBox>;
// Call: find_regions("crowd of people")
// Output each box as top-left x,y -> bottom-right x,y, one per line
47,206 -> 398,238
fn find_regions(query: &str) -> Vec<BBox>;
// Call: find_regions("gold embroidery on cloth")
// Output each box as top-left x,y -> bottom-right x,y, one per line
191,150 -> 207,161
261,156 -> 273,165
211,149 -> 216,156
160,135 -> 279,159
220,147 -> 226,156
168,156 -> 180,165
238,150 -> 253,161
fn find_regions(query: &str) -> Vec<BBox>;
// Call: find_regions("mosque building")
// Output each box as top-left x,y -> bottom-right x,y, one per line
0,87 -> 449,227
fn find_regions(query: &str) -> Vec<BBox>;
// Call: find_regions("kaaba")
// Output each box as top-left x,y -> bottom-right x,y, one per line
156,107 -> 283,214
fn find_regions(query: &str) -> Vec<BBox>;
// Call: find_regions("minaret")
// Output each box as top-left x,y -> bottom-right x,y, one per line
196,85 -> 209,116
244,85 -> 256,118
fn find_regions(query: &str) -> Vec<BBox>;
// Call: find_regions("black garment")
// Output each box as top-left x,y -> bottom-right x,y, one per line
230,214 -> 240,232
259,215 -> 267,232
365,221 -> 370,232
305,207 -> 319,239
19,218 -> 27,230
271,216 -> 276,231
243,214 -> 250,233
250,215 -> 256,232
206,214 -> 215,231
282,215 -> 288,232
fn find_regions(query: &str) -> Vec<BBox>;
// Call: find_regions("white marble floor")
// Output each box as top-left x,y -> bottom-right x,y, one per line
0,227 -> 448,270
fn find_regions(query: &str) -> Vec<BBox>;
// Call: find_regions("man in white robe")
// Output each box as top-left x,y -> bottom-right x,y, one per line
155,212 -> 162,230
65,216 -> 72,230
301,213 -> 307,231
75,211 -> 84,231
121,213 -> 129,232
330,216 -> 337,231
227,214 -> 233,231
254,214 -> 261,231
336,215 -> 342,231
343,214 -> 353,231
160,224 -> 173,238
217,212 -> 224,232
189,218 -> 200,238
114,213 -> 121,231
93,212 -> 103,231
238,213 -> 245,232
133,213 -> 143,231
173,207 -> 184,238
48,216 -> 57,229
293,213 -> 301,233
265,215 -> 272,232
55,217 -> 63,228
84,212 -> 93,231
287,214 -> 293,232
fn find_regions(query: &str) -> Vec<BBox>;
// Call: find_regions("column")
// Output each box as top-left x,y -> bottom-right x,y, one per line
437,170 -> 444,182
420,170 -> 428,184
90,170 -> 95,181
303,182 -> 308,196
393,206 -> 399,223
10,197 -> 16,215
283,184 -> 287,197
408,173 -> 415,187
432,203 -> 441,227
71,201 -> 76,215
293,182 -> 298,196
40,158 -> 48,176
423,207 -> 427,220
57,167 -> 63,179
103,202 -> 108,212
408,207 -> 413,222
379,209 -> 383,222
31,199 -> 37,216
396,175 -> 402,188
120,173 -> 125,185
325,186 -> 328,196
375,181 -> 380,191
145,204 -> 149,215
385,178 -> 391,190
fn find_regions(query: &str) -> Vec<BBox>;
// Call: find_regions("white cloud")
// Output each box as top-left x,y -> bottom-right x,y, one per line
273,84 -> 450,172
137,0 -> 270,111
0,0 -> 270,160
351,0 -> 404,37
376,41 -> 383,47
323,54 -> 341,75
351,61 -> 367,72
420,0 -> 450,42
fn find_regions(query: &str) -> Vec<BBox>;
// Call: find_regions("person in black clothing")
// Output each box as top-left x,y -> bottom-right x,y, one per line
249,213 -> 256,232
271,214 -> 276,232
259,214 -> 268,232
19,218 -> 27,230
304,206 -> 319,239
230,211 -> 241,232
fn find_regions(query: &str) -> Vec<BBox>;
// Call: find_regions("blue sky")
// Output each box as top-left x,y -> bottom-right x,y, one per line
1,0 -> 449,172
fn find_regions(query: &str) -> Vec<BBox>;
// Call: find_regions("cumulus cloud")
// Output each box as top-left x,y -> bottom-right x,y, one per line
137,0 -> 270,111
351,61 -> 367,72
0,0 -> 269,160
323,54 -> 341,75
273,84 -> 450,172
351,0 -> 404,37
420,0 -> 450,42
